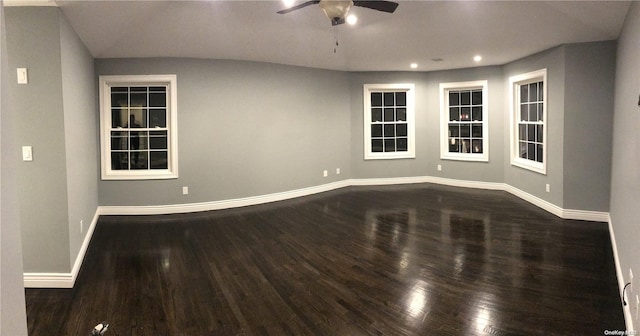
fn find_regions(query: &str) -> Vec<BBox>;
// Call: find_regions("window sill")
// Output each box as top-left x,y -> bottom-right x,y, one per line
365,152 -> 416,160
511,159 -> 546,175
441,153 -> 489,162
101,170 -> 178,181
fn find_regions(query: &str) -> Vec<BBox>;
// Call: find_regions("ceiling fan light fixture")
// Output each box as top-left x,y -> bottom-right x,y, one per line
282,0 -> 296,7
319,0 -> 353,22
346,14 -> 358,25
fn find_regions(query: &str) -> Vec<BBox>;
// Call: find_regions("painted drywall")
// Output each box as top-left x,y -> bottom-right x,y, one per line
563,41 -> 616,212
503,47 -> 565,208
349,67 -> 505,183
59,11 -> 99,269
0,0 -> 29,334
349,72 -> 431,179
5,7 -> 71,273
610,1 -> 640,329
425,67 -> 505,181
96,58 -> 352,206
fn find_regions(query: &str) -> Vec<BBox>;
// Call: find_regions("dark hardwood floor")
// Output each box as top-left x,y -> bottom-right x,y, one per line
25,184 -> 624,335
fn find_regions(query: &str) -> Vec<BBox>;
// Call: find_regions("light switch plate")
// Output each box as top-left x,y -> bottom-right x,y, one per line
17,68 -> 28,84
22,146 -> 33,161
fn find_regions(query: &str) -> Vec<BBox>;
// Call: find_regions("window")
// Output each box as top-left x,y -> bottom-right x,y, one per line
363,84 -> 415,160
439,80 -> 488,161
100,75 -> 178,180
509,69 -> 547,174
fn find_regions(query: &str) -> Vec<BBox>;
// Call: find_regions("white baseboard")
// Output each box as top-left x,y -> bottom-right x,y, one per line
24,210 -> 100,288
25,176 -> 614,289
609,216 -> 634,332
23,273 -> 74,288
98,180 -> 351,216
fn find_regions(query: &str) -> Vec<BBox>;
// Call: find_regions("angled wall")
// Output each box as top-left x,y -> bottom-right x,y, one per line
563,41 -> 616,212
0,1 -> 29,334
610,1 -> 640,330
59,10 -> 99,270
4,6 -> 98,275
502,46 -> 566,208
349,67 -> 505,183
5,7 -> 70,273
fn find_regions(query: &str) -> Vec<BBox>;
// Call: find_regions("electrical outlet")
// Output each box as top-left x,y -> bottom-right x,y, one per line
336,168 -> 341,175
323,170 -> 328,177
182,186 -> 189,195
80,220 -> 83,233
631,269 -> 634,293
437,164 -> 442,171
545,184 -> 550,193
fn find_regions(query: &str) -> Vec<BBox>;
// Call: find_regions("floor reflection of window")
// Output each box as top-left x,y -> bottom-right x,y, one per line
364,209 -> 417,259
440,209 -> 491,280
449,214 -> 485,241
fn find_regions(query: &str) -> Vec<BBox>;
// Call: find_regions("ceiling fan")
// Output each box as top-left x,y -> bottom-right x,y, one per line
278,0 -> 399,26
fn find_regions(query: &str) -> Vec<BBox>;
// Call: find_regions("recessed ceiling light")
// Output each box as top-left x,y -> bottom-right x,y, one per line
473,55 -> 482,62
410,63 -> 418,69
282,0 -> 295,7
346,14 -> 357,25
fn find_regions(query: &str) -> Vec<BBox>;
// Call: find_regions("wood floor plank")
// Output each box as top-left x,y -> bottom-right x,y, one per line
25,184 -> 625,335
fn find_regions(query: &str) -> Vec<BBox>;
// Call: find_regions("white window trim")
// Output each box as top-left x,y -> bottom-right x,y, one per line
363,83 -> 416,160
439,80 -> 489,162
99,74 -> 178,180
509,69 -> 547,175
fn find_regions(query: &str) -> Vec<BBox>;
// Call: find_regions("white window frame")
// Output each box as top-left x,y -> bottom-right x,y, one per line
99,74 -> 178,180
509,69 -> 547,174
439,80 -> 489,162
363,83 -> 415,160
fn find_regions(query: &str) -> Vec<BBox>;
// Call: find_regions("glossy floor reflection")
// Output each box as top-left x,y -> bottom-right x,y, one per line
26,184 -> 624,335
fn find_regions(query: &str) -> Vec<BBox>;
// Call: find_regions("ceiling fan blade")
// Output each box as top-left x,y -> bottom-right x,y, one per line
353,0 -> 399,13
277,1 -> 320,14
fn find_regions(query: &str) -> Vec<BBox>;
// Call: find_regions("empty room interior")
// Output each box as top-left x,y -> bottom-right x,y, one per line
1,0 -> 639,335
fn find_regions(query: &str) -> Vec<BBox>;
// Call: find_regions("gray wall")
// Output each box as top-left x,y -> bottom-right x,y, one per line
503,47 -> 566,207
96,45 -> 616,212
563,41 -> 616,211
351,45 -> 616,213
4,6 -> 98,274
59,11 -> 99,268
349,67 -> 505,183
96,59 -> 352,206
611,0 -> 640,321
5,7 -> 71,273
0,0 -> 29,334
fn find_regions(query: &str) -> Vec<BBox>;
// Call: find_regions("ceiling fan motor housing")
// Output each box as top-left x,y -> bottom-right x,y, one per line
319,0 -> 354,21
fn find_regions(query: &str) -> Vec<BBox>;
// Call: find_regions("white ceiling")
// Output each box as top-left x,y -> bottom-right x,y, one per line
6,0 -> 632,71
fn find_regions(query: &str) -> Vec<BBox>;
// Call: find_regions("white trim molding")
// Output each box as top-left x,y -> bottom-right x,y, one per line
363,83 -> 416,160
97,177 -> 608,221
99,180 -> 352,216
99,74 -> 179,180
439,80 -> 489,162
509,69 -> 548,175
24,210 -> 100,288
25,176 -> 613,289
3,0 -> 57,6
608,216 -> 634,332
